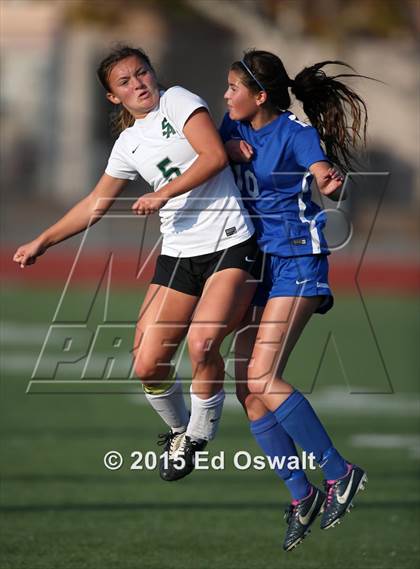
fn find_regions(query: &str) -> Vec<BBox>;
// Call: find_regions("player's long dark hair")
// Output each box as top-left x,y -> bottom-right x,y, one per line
231,49 -> 371,171
97,45 -> 156,135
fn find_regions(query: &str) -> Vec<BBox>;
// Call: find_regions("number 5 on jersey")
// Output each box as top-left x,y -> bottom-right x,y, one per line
157,157 -> 181,182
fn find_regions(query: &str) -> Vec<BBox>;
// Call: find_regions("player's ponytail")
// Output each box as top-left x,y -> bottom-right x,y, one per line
231,50 -> 371,171
110,107 -> 135,136
291,61 -> 369,171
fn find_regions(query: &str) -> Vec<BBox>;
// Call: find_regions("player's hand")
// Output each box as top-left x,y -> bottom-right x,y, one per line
13,238 -> 47,268
317,167 -> 345,199
132,192 -> 168,215
225,139 -> 254,162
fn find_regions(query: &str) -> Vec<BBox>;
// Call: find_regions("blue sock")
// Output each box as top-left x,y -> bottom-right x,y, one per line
250,411 -> 311,500
273,390 -> 348,480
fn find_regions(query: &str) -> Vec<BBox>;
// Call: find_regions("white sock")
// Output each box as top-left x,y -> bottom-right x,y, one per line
144,375 -> 189,433
186,385 -> 225,442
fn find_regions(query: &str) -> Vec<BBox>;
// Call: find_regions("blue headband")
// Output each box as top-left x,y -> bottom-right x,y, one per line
240,59 -> 265,91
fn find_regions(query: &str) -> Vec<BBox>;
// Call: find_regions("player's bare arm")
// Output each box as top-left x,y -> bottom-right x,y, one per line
13,174 -> 127,267
132,109 -> 227,215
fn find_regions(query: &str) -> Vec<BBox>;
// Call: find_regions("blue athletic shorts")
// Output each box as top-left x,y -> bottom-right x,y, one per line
253,253 -> 334,314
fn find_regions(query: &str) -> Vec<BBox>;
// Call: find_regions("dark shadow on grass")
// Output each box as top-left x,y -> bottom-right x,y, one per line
3,470 -> 420,485
1,500 -> 419,514
1,427 -> 157,439
2,427 -> 250,440
1,472 -> 277,483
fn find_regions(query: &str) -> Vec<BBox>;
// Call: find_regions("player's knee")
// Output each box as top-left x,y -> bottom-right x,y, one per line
187,334 -> 217,364
133,357 -> 161,384
236,389 -> 267,422
246,405 -> 266,422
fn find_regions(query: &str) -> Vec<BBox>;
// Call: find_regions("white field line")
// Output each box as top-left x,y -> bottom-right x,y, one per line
2,322 -> 419,417
1,321 -> 51,345
350,434 -> 420,459
2,354 -> 419,417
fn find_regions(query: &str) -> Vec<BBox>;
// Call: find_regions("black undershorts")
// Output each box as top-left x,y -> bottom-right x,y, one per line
151,234 -> 261,297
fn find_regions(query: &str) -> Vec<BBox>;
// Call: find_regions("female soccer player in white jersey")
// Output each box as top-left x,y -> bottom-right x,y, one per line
13,45 -> 260,482
221,50 -> 369,550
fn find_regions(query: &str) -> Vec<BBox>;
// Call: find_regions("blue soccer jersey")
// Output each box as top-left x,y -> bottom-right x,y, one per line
220,111 -> 330,256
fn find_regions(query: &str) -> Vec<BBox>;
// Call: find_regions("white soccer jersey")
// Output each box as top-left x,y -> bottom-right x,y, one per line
105,86 -> 254,257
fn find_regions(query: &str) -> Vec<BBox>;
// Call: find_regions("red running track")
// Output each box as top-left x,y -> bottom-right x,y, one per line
1,249 -> 418,294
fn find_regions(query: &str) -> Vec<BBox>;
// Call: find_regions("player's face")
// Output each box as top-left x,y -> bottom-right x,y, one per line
224,70 -> 259,121
106,55 -> 160,119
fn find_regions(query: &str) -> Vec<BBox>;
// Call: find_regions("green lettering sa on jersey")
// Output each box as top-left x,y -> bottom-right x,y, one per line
161,118 -> 176,139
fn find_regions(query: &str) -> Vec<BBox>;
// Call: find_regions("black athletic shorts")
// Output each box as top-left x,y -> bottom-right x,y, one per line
151,234 -> 262,297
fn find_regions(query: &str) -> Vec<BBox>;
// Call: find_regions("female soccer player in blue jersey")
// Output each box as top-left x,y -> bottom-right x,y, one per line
221,50 -> 369,551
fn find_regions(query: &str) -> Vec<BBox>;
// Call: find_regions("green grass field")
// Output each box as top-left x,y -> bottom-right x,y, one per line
1,285 -> 419,569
